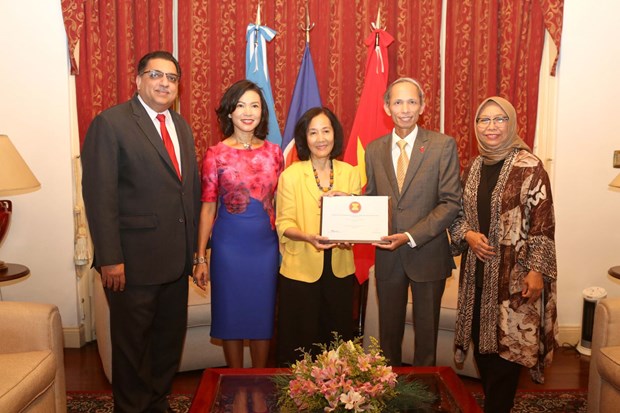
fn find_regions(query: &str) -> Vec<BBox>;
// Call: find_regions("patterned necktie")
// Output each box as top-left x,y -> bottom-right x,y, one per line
396,139 -> 409,192
156,114 -> 181,179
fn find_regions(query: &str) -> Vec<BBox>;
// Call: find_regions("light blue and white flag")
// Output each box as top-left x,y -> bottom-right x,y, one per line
246,23 -> 282,146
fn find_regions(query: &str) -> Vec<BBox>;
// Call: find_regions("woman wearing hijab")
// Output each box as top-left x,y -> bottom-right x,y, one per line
449,97 -> 558,413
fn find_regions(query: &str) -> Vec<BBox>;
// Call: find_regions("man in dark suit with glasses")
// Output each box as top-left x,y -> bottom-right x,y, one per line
82,50 -> 201,413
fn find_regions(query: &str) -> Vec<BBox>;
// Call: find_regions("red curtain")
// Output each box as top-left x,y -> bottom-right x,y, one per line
61,0 -> 173,147
444,0 -> 564,168
177,0 -> 443,163
62,1 -> 563,167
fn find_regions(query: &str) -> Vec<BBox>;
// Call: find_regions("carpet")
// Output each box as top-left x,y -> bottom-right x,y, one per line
67,389 -> 587,412
66,392 -> 192,413
472,389 -> 588,413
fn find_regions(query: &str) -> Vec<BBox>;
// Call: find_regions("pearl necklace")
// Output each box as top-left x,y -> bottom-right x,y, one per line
312,160 -> 334,193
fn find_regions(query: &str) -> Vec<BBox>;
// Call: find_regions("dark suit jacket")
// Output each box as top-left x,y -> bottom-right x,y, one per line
364,127 -> 462,282
82,95 -> 201,285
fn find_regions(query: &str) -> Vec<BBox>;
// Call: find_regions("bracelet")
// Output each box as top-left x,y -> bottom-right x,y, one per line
193,256 -> 207,265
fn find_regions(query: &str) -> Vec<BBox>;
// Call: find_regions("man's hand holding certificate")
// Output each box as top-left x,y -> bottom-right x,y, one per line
320,196 -> 389,243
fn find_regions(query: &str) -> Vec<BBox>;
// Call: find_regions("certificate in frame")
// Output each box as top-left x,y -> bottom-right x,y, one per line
320,195 -> 389,243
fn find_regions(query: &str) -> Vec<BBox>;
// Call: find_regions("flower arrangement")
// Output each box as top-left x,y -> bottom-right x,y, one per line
274,336 -> 435,412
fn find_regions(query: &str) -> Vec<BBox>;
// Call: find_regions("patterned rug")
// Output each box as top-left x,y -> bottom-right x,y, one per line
472,389 -> 588,413
67,389 -> 587,412
66,392 -> 193,412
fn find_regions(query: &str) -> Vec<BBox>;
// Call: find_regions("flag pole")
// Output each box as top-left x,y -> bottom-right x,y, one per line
370,4 -> 381,47
255,3 -> 261,26
280,2 -> 321,162
299,2 -> 315,44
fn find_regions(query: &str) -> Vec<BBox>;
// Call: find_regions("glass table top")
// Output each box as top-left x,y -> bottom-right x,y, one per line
190,367 -> 481,413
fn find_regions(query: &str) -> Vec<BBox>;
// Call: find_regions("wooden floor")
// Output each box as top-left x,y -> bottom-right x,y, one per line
63,341 -> 590,395
459,343 -> 591,392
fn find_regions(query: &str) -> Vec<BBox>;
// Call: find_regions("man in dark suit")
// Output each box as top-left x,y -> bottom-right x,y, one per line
365,77 -> 461,367
82,51 -> 201,412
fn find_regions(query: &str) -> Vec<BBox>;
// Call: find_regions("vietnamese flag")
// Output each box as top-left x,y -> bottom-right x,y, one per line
343,27 -> 394,284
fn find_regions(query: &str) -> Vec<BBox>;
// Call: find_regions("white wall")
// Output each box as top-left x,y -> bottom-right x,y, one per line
0,2 -> 78,326
0,1 -> 618,342
554,1 -> 620,327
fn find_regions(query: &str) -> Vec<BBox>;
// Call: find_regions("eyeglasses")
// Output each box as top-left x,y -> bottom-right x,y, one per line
140,69 -> 180,83
476,116 -> 509,127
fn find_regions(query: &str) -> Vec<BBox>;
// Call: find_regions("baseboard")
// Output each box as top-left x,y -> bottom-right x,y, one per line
558,325 -> 581,348
63,324 -> 86,348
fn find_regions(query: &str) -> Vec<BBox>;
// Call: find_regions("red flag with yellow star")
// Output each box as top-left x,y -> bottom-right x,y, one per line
343,27 -> 393,284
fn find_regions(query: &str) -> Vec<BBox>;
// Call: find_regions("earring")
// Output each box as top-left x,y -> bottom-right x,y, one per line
228,114 -> 232,118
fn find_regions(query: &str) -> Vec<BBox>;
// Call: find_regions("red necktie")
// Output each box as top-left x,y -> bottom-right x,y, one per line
156,114 -> 181,179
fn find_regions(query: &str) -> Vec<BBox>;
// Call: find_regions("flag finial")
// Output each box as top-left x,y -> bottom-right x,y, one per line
255,3 -> 261,26
371,5 -> 385,47
371,5 -> 385,31
299,3 -> 315,44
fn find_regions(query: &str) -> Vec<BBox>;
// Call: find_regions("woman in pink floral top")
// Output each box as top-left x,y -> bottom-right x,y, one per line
193,80 -> 283,376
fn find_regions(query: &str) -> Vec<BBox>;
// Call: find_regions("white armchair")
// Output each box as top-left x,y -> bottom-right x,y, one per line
0,301 -> 66,412
588,297 -> 620,413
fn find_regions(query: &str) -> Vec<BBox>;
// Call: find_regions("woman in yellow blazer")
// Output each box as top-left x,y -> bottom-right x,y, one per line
275,107 -> 361,366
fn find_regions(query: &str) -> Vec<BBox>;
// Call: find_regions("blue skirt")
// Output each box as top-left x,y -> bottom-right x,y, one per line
209,198 -> 278,339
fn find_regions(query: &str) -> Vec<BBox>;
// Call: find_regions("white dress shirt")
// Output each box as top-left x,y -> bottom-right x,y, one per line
390,126 -> 418,248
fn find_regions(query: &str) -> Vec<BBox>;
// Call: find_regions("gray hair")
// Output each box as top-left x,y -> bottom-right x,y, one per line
383,77 -> 425,106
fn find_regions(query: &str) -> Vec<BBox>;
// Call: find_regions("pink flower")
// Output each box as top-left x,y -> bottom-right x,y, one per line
289,378 -> 318,398
359,381 -> 385,397
357,355 -> 372,371
373,365 -> 397,384
283,337 -> 400,412
339,390 -> 365,411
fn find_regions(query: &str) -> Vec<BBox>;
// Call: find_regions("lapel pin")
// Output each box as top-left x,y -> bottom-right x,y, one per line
419,146 -> 425,153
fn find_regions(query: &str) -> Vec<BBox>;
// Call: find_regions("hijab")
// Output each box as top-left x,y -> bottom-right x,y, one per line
475,96 -> 530,165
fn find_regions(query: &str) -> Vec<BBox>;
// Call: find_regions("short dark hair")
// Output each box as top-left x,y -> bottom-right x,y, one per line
215,80 -> 270,140
383,77 -> 425,106
294,107 -> 344,161
137,51 -> 181,77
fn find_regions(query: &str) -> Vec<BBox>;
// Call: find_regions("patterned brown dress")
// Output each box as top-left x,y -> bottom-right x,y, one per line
450,148 -> 558,383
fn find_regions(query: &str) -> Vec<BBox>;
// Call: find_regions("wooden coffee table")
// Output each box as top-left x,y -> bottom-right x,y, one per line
189,366 -> 481,412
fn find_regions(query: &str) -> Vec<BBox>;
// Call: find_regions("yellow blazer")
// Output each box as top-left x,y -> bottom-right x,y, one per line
276,160 -> 361,282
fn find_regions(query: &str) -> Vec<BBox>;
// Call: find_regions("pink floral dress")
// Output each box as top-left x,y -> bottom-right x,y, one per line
202,141 -> 283,339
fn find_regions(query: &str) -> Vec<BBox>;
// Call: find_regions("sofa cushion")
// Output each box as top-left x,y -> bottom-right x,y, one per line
405,273 -> 460,332
187,281 -> 212,328
598,346 -> 620,387
0,350 -> 56,411
441,274 -> 459,311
